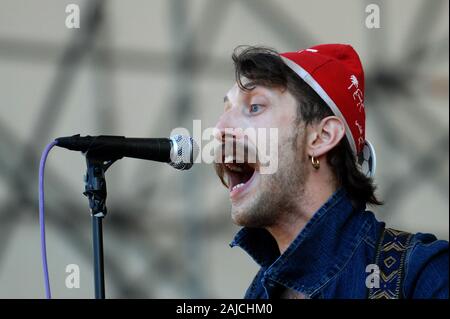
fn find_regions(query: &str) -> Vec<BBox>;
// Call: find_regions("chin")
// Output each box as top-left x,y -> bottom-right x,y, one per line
230,196 -> 268,228
230,196 -> 260,226
230,203 -> 248,226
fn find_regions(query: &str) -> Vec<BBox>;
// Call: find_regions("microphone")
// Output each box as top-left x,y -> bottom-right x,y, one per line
55,134 -> 198,170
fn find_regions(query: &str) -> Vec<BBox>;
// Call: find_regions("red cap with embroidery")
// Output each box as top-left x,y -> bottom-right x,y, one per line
280,44 -> 376,177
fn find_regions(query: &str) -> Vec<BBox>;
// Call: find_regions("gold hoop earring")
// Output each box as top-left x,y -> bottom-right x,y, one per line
311,156 -> 320,169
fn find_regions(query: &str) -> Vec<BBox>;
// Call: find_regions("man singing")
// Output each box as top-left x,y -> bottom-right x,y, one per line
214,44 -> 448,299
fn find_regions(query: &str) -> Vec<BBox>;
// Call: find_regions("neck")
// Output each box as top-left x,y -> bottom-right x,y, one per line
267,170 -> 338,254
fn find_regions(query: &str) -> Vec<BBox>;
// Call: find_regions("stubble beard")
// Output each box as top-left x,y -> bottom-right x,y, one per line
231,127 -> 309,228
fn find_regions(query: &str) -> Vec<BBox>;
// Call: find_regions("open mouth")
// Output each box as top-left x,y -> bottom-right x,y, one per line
222,156 -> 258,198
214,136 -> 260,199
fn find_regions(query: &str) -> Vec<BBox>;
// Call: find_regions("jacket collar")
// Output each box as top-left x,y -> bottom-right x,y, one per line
230,188 -> 372,297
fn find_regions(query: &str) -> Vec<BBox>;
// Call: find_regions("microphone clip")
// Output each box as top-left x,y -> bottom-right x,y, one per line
83,157 -> 117,218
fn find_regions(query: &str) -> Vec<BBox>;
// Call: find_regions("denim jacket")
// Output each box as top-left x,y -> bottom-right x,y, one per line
230,189 -> 449,299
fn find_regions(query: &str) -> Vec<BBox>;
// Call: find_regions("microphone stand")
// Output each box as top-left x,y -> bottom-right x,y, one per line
83,154 -> 117,299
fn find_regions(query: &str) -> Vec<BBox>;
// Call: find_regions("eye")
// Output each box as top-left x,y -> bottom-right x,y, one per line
248,104 -> 263,114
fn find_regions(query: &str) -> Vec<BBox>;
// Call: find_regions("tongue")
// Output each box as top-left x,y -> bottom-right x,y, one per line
228,173 -> 241,189
229,168 -> 254,189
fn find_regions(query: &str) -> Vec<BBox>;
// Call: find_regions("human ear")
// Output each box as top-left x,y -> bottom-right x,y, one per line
306,116 -> 346,158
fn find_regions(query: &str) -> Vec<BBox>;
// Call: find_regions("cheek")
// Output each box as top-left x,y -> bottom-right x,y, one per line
278,123 -> 297,149
263,105 -> 297,135
248,112 -> 273,129
280,128 -> 304,163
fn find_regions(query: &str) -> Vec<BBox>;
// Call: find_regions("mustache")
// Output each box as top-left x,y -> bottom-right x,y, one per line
213,137 -> 258,188
213,138 -> 258,164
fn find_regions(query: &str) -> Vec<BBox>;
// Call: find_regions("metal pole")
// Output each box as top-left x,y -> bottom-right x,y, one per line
92,215 -> 105,299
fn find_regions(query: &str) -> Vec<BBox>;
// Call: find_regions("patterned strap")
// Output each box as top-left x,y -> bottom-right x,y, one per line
368,228 -> 413,299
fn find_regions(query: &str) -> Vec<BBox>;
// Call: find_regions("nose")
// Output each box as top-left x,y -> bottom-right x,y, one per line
214,108 -> 244,142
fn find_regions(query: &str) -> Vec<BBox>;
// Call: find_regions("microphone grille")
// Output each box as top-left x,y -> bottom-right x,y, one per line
169,135 -> 198,170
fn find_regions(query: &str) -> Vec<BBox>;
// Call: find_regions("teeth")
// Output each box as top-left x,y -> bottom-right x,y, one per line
224,155 -> 234,164
232,183 -> 245,191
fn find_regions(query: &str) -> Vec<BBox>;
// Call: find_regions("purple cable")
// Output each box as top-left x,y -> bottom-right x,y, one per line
39,140 -> 58,299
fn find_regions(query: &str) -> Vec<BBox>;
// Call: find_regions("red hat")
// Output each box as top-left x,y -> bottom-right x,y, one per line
280,44 -> 376,177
